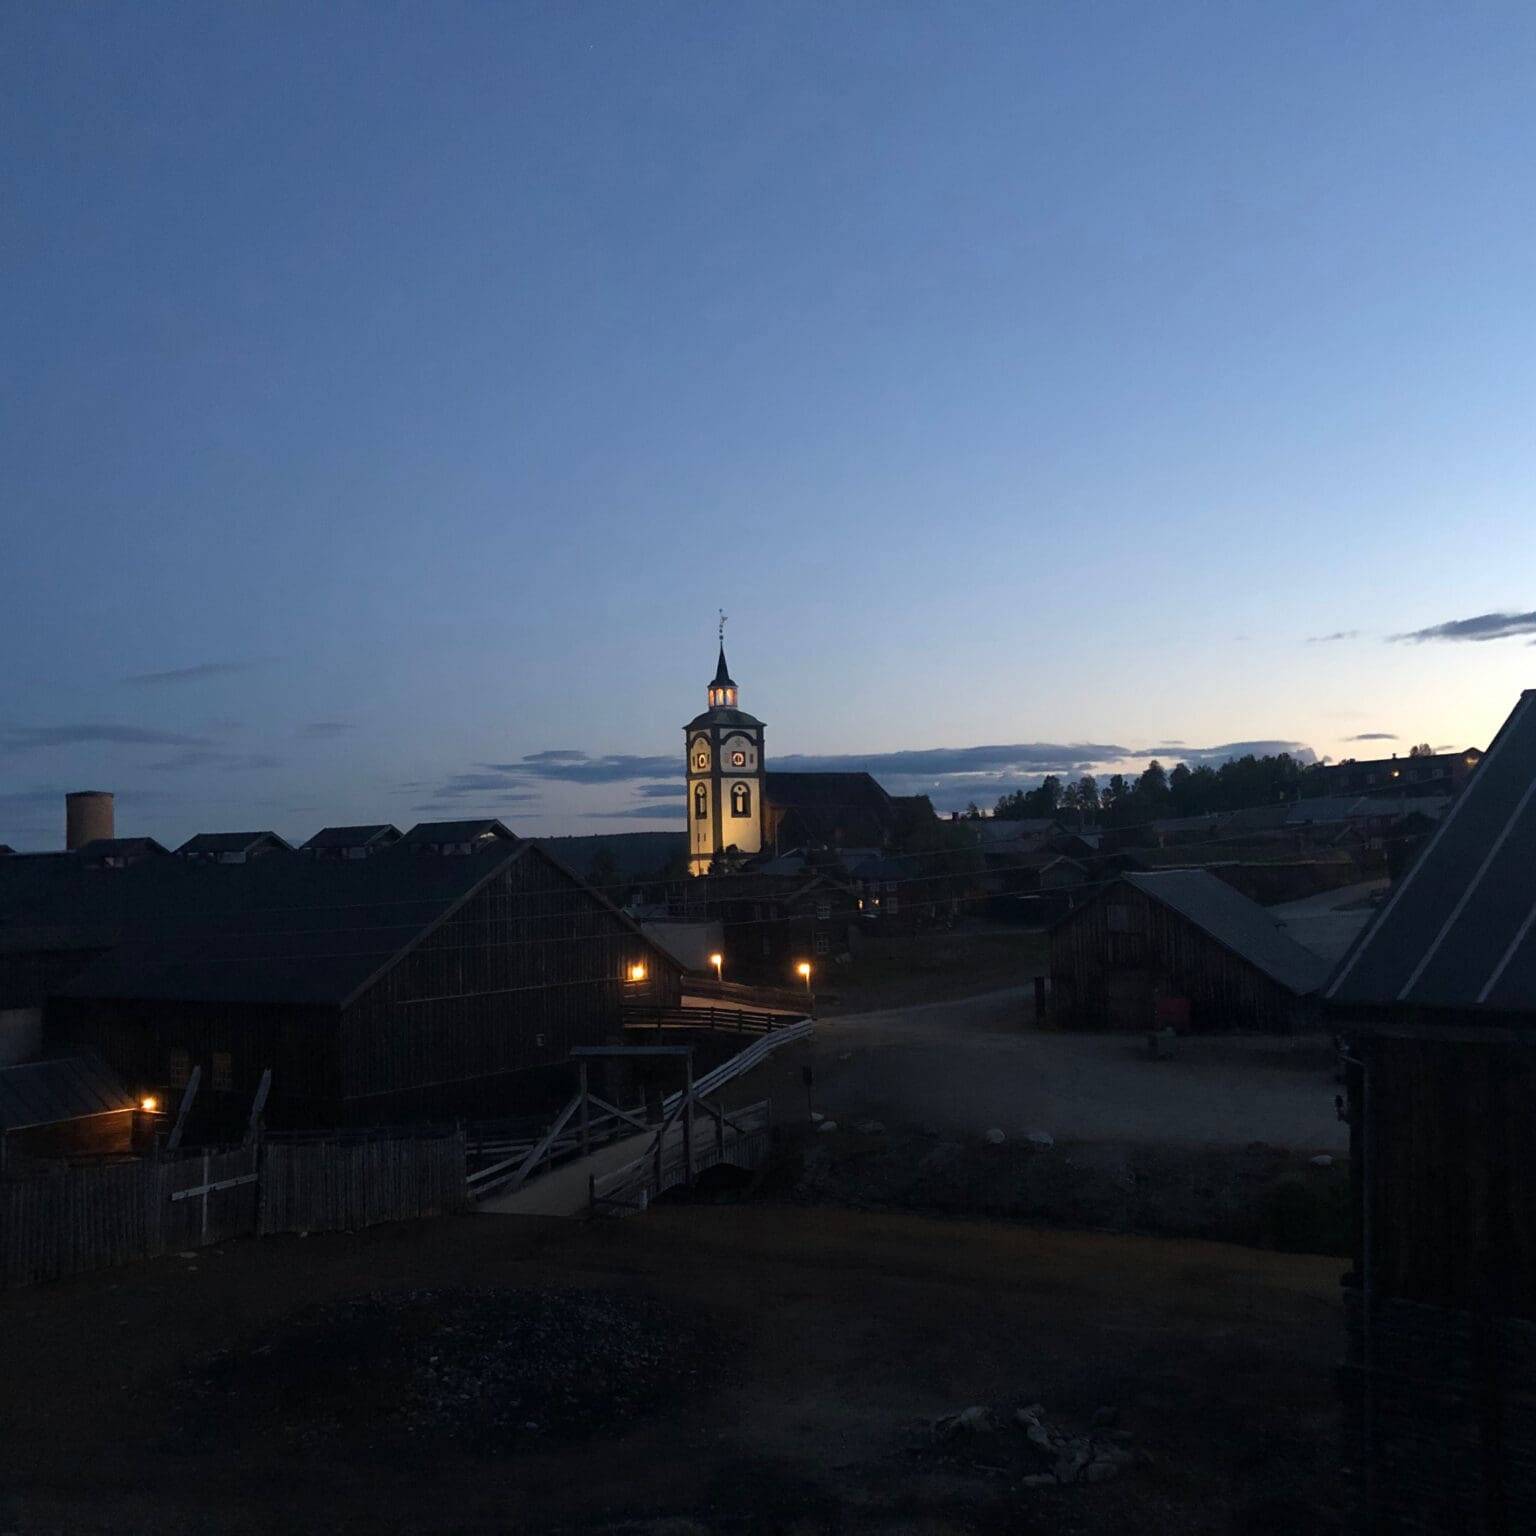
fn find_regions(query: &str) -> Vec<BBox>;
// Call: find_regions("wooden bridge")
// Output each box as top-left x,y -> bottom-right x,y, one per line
470,1020 -> 809,1216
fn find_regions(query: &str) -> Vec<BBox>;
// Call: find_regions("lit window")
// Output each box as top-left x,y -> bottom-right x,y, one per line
694,784 -> 708,820
816,899 -> 831,921
731,782 -> 752,818
814,932 -> 830,956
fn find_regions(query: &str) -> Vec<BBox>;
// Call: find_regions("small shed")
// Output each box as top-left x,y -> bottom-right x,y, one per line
1050,869 -> 1328,1032
0,1054 -> 141,1167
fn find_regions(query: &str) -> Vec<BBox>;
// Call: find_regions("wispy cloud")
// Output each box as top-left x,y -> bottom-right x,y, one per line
1308,630 -> 1360,643
121,660 -> 271,686
1391,610 -> 1536,643
0,723 -> 212,753
1345,732 -> 1398,742
590,802 -> 687,820
298,721 -> 355,739
143,749 -> 282,773
482,753 -> 678,785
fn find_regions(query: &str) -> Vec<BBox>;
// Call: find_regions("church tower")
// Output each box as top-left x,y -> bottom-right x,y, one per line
685,621 -> 766,876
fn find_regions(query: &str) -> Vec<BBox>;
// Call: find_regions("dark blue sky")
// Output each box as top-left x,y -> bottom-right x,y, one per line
4,3 -> 1535,848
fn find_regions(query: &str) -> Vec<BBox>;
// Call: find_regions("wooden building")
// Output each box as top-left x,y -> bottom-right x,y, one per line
7,823 -> 679,1128
300,823 -> 403,860
0,1054 -> 142,1170
1050,870 -> 1328,1032
1327,690 -> 1536,1535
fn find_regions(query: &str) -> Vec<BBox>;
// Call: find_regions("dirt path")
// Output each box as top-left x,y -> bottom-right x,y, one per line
0,1206 -> 1347,1535
776,990 -> 1346,1152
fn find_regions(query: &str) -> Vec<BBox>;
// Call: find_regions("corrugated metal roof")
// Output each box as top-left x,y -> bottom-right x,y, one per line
1327,691 -> 1536,1012
1122,871 -> 1330,996
0,1054 -> 135,1132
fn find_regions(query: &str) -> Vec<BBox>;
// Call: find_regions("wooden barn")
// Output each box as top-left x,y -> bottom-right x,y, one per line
1327,690 -> 1536,1535
1049,870 -> 1328,1032
22,822 -> 680,1128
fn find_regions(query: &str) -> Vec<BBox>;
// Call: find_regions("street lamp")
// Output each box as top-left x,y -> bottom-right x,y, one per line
710,952 -> 723,983
796,960 -> 812,992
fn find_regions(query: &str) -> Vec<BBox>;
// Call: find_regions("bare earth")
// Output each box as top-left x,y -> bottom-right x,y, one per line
774,989 -> 1346,1153
0,1205 -> 1347,1536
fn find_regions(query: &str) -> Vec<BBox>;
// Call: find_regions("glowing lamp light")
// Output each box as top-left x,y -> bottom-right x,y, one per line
140,1096 -> 159,1113
709,952 -> 723,980
627,962 -> 648,983
796,961 -> 812,987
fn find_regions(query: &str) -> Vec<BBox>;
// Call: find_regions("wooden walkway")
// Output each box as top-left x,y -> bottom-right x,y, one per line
479,1100 -> 772,1219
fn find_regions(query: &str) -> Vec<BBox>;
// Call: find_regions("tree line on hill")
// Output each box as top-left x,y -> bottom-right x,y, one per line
979,750 -> 1339,828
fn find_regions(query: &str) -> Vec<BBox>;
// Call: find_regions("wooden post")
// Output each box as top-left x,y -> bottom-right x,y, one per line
682,1053 -> 694,1187
579,1061 -> 590,1158
166,1065 -> 201,1152
244,1068 -> 272,1148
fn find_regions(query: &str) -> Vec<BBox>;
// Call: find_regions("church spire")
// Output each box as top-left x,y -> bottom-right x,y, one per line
708,611 -> 737,707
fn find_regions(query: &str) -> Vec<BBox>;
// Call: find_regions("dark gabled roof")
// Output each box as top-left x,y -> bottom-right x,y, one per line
765,772 -> 892,812
55,840 -> 536,1007
1327,691 -> 1536,1014
0,1053 -> 135,1131
74,837 -> 173,864
399,819 -> 516,846
176,830 -> 293,857
1120,871 -> 1330,995
45,832 -> 680,1011
301,824 -> 402,851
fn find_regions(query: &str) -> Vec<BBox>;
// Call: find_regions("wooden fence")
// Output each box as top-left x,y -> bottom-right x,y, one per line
0,1129 -> 465,1288
260,1128 -> 466,1235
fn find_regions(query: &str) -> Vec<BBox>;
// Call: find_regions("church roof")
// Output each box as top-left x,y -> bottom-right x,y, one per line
687,706 -> 764,730
711,644 -> 736,690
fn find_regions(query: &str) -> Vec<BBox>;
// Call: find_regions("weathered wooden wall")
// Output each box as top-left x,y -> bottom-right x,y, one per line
48,996 -> 340,1126
1049,883 -> 1303,1032
1343,1034 -> 1536,1534
1361,1037 -> 1536,1312
339,852 -> 664,1109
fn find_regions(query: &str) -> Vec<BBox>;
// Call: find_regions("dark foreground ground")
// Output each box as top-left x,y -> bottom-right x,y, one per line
0,1205 -> 1347,1535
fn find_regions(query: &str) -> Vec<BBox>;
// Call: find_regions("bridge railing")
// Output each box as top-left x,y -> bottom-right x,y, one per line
621,1003 -> 806,1034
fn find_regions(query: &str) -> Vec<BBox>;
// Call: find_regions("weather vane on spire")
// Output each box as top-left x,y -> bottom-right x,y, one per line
718,609 -> 728,646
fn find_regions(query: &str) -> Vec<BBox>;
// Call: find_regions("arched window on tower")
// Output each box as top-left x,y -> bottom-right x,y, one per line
694,784 -> 708,821
731,782 -> 752,818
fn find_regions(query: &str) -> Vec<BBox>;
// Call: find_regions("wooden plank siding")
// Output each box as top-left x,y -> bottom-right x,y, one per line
1050,883 -> 1306,1032
47,996 -> 341,1126
47,847 -> 678,1127
1357,1036 -> 1536,1317
338,849 -> 669,1110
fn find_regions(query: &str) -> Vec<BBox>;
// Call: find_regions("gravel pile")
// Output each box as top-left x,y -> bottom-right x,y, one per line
188,1286 -> 720,1455
927,1399 -> 1146,1490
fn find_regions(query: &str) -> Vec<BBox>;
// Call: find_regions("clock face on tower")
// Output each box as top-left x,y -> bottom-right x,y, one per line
731,750 -> 746,767
695,751 -> 709,770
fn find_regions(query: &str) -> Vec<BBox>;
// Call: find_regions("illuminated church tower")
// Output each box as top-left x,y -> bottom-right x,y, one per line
685,619 -> 765,876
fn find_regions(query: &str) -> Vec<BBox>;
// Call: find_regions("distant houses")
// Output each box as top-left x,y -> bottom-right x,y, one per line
1314,745 -> 1480,798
